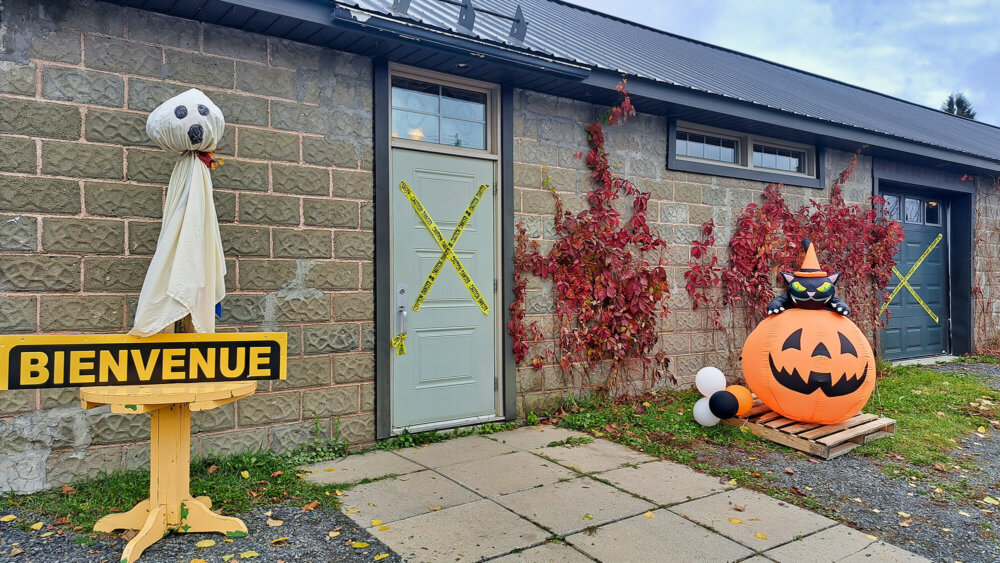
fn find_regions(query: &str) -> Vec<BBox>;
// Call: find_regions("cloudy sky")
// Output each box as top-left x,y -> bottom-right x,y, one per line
569,0 -> 1000,125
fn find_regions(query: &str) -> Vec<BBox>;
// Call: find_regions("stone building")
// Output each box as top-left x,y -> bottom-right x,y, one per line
1,0 -> 998,492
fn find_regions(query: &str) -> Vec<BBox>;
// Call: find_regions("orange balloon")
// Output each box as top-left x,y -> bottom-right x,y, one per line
726,385 -> 754,417
741,309 -> 875,425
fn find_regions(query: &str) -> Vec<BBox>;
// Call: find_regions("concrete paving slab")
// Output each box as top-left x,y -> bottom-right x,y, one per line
741,557 -> 776,563
301,450 -> 423,484
496,476 -> 654,535
598,460 -> 729,505
338,469 -> 481,524
490,425 -> 590,450
368,499 -> 547,563
670,488 -> 835,551
566,508 -> 753,562
490,542 -> 593,562
436,450 -> 578,497
394,436 -> 517,468
540,439 -> 656,473
765,525 -> 876,562
840,541 -> 930,562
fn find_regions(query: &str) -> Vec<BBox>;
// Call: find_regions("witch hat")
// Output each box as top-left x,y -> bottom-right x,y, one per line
793,238 -> 827,277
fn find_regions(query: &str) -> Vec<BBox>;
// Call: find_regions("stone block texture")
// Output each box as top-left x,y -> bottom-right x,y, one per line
0,0 -> 374,493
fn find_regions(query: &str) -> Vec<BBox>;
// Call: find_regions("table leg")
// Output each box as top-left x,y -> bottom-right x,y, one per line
101,403 -> 246,562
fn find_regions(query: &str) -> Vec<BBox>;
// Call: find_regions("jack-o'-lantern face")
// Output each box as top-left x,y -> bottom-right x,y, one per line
742,309 -> 876,425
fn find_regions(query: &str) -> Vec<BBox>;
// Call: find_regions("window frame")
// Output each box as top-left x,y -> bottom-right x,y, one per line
667,119 -> 823,189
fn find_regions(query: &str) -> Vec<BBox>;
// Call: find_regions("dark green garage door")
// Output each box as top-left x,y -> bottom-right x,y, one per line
880,192 -> 949,360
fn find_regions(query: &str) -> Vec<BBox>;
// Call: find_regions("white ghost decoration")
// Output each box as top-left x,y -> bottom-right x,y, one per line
130,88 -> 227,336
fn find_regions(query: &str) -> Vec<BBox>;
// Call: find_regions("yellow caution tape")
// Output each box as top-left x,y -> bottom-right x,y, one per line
390,334 -> 407,356
399,181 -> 490,315
879,233 -> 942,324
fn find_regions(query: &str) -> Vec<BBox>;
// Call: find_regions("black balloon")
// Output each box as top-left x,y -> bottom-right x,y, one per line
709,390 -> 740,419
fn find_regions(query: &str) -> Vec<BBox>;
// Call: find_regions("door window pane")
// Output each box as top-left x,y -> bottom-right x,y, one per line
904,197 -> 921,223
883,194 -> 900,220
925,200 -> 940,225
392,109 -> 440,144
441,118 -> 485,149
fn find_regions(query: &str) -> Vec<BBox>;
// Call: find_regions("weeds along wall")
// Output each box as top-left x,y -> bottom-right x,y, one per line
0,0 -> 375,493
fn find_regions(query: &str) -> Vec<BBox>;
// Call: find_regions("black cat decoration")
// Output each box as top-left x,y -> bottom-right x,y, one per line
767,238 -> 850,316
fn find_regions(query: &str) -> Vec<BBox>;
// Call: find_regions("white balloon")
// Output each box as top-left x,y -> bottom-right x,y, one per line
693,397 -> 720,427
695,366 -> 727,397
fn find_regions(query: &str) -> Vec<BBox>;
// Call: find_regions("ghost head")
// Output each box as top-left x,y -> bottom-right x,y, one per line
146,88 -> 225,153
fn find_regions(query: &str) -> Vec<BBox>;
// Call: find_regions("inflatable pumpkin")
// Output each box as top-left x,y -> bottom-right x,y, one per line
742,308 -> 875,424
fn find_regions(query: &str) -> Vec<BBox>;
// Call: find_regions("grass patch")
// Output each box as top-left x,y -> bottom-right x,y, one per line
558,389 -> 771,465
954,355 -> 1000,364
371,421 -> 519,451
854,363 -> 1000,465
545,436 -> 594,448
4,443 -> 353,533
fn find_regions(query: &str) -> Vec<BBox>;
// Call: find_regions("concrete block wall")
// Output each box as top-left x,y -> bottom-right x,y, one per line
0,0 -> 375,492
511,89 -> 873,415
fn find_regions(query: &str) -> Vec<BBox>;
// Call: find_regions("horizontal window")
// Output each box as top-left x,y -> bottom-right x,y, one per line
671,122 -> 817,183
391,76 -> 488,150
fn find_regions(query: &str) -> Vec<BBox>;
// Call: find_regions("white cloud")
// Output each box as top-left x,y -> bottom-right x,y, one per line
568,0 -> 1000,123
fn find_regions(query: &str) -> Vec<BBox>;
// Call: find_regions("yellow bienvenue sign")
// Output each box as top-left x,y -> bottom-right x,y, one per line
0,332 -> 286,391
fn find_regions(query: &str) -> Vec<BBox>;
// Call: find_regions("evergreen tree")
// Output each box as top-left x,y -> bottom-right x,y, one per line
941,92 -> 977,119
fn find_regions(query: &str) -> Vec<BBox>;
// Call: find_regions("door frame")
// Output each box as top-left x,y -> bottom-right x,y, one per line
373,60 -> 517,438
872,159 -> 975,359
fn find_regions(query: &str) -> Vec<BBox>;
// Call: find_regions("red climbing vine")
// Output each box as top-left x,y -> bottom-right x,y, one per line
509,83 -> 671,388
715,153 -> 904,340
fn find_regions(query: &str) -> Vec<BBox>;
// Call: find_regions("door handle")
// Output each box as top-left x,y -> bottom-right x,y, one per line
392,283 -> 409,356
398,306 -> 408,336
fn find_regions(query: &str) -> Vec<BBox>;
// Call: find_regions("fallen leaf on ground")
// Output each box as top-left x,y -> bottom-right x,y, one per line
29,522 -> 43,531
733,504 -> 745,512
302,500 -> 320,511
978,426 -> 987,433
865,534 -> 878,541
727,479 -> 738,486
379,525 -> 390,531
61,485 -> 76,495
374,554 -> 390,561
899,519 -> 912,527
852,498 -> 863,503
398,478 -> 408,482
270,470 -> 283,478
790,487 -> 808,497
222,556 -> 236,562
583,513 -> 593,520
271,537 -> 289,545
352,542 -> 370,549
345,509 -> 359,514
329,531 -> 341,538
208,465 -> 220,474
9,548 -> 25,557
335,490 -> 344,496
959,511 -> 971,517
807,459 -> 821,464
755,533 -> 767,540
643,511 -> 655,518
196,540 -> 216,548
266,519 -> 283,527
240,551 -> 260,559
784,467 -> 794,475
39,532 -> 53,538
984,497 -> 1000,506
0,515 -> 16,522
728,518 -> 743,525
191,559 -> 208,563
428,506 -> 442,511
324,468 -> 336,472
371,520 -> 382,526
240,471 -> 250,479
897,511 -> 910,518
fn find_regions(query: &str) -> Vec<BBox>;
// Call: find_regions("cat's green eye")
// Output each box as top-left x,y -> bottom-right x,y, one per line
817,282 -> 832,292
792,281 -> 806,292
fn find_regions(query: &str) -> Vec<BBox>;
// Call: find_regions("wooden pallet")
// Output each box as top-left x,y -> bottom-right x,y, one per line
721,402 -> 896,460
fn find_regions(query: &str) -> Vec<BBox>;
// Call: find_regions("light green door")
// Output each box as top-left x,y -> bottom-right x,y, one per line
391,148 -> 497,430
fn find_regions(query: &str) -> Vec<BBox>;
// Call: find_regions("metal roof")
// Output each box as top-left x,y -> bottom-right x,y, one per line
342,0 -> 1000,164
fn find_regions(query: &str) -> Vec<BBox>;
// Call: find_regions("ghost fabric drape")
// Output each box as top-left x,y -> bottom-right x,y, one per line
130,89 -> 227,336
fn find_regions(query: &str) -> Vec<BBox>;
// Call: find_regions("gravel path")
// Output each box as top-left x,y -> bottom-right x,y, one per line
692,361 -> 1000,563
0,504 -> 403,562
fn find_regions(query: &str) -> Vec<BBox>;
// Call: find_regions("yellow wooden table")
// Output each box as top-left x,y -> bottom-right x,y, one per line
80,382 -> 256,563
